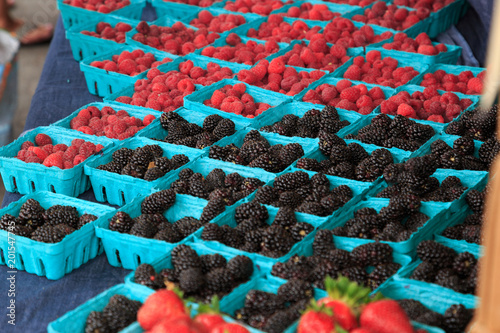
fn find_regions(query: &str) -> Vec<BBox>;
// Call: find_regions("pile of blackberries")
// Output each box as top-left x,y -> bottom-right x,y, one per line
445,104 -> 497,141
85,295 -> 141,333
421,137 -> 487,171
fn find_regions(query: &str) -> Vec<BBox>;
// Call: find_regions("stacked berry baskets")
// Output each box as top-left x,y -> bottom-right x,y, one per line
2,0 -> 489,331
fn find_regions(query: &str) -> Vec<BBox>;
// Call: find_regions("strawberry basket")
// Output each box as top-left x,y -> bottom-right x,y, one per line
95,193 -> 219,269
80,45 -> 176,97
52,102 -> 162,140
47,283 -> 152,333
57,0 -> 146,30
0,192 -> 115,280
0,126 -> 113,197
84,137 -> 204,206
66,15 -> 141,61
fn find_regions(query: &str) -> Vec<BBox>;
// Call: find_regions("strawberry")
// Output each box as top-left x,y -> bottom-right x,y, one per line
318,277 -> 372,330
298,301 -> 336,333
211,323 -> 250,333
351,328 -> 375,333
194,297 -> 226,332
138,290 -> 187,330
359,300 -> 414,333
149,314 -> 203,333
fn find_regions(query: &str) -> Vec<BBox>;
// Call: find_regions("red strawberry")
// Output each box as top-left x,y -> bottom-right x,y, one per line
359,300 -> 414,333
211,323 -> 250,333
149,314 -> 202,333
194,298 -> 226,332
318,277 -> 372,330
297,306 -> 335,333
351,328 -> 375,333
138,290 -> 187,330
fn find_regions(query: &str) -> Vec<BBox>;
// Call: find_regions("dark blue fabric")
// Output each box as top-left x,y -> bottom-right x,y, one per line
0,2 -> 488,332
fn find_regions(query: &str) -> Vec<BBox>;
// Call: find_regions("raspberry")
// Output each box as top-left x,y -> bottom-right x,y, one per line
417,45 -> 438,55
268,57 -> 286,74
28,147 -> 49,160
177,79 -> 195,93
340,87 -> 361,103
366,50 -> 381,63
427,115 -> 444,123
344,65 -> 362,80
43,153 -> 64,169
397,103 -> 416,118
35,133 -> 52,146
238,70 -> 258,84
143,115 -> 155,126
211,89 -> 227,107
25,156 -> 43,164
73,155 -> 87,165
21,141 -> 34,150
467,77 -> 483,94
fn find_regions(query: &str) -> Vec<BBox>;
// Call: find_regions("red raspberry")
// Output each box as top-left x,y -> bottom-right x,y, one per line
344,65 -> 362,80
340,87 -> 361,103
43,153 -> 64,169
28,146 -> 49,161
25,156 -> 43,164
321,86 -> 338,103
336,80 -> 352,92
380,100 -> 398,115
73,155 -> 87,165
53,144 -> 68,153
467,77 -> 483,94
35,133 -> 52,147
268,57 -> 286,74
21,141 -> 34,150
177,79 -> 195,93
397,103 -> 417,118
211,89 -> 227,107
143,115 -> 155,126
366,50 -> 381,63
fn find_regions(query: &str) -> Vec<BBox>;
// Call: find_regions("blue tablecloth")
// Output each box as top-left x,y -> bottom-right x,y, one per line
0,2 -> 489,332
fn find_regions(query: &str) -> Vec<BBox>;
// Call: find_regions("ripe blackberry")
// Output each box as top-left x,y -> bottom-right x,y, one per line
278,191 -> 303,209
367,263 -> 401,290
204,169 -> 225,189
248,153 -> 283,173
262,310 -> 296,333
289,222 -> 314,241
143,145 -> 163,158
452,252 -> 477,278
160,112 -> 186,129
234,307 -> 252,323
144,167 -> 166,181
274,172 -> 310,192
405,212 -> 428,232
154,225 -> 183,243
312,229 -> 334,255
397,299 -> 429,320
201,223 -> 224,241
112,148 -> 134,167
235,202 -> 268,224
440,150 -> 463,169
206,267 -> 234,293
179,267 -> 204,293
247,314 -> 269,329
213,119 -> 236,140
188,179 -> 209,199
443,304 -> 473,333
227,255 -> 254,281
466,189 -> 485,213
85,311 -> 110,333
129,220 -> 158,238
340,266 -> 368,286
172,247 -> 202,273
10,225 -> 32,237
442,225 -> 465,240
0,214 -> 17,230
78,214 -> 98,229
415,311 -> 445,328
173,217 -> 202,238
279,143 -> 305,166
467,264 -> 478,293
200,254 -> 227,273
254,186 -> 278,205
171,154 -> 190,169
42,205 -> 79,228
109,212 -> 134,233
277,279 -> 313,303
346,142 -> 370,164
436,275 -> 464,293
261,225 -> 295,258
235,218 -> 265,233
141,189 -> 176,214
245,290 -> 285,314
243,229 -> 263,252
31,225 -> 66,243
18,199 -> 45,228
221,226 -> 245,249
178,168 -> 194,181
102,295 -> 141,332
203,114 -> 223,132
328,162 -> 355,179
54,224 -> 75,236
134,264 -> 161,289
453,136 -> 475,156
351,242 -> 393,266
410,262 -> 436,282
478,137 -> 500,166
417,240 -> 456,266
240,140 -> 268,163
240,178 -> 264,192
463,225 -> 481,243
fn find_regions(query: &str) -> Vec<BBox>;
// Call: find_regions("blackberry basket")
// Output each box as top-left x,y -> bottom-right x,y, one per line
0,192 -> 115,280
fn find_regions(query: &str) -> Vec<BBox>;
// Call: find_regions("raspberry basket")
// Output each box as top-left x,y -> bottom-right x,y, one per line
378,280 -> 475,333
95,193 -> 213,269
367,169 -> 489,213
293,76 -> 397,115
411,63 -> 486,94
366,38 -> 463,65
66,15 -> 141,61
153,157 -> 276,208
327,197 -> 452,254
427,0 -> 468,38
0,192 -> 115,280
80,45 -> 176,97
52,102 -> 163,139
152,0 -> 228,20
394,237 -> 481,299
123,243 -> 264,296
84,137 -> 204,206
184,79 -> 293,127
47,283 -> 153,333
255,101 -> 363,134
178,7 -> 263,32
136,106 -> 246,151
202,127 -> 317,175
0,126 -> 113,197
272,1 -> 361,21
56,0 -> 147,30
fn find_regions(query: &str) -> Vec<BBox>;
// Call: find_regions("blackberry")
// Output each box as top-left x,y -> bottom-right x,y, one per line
392,193 -> 421,214
179,268 -> 204,293
144,167 -> 166,181
201,223 -> 224,241
261,225 -> 295,257
407,124 -> 434,142
278,191 -> 303,208
234,307 -> 252,323
463,225 -> 482,243
18,199 -> 45,228
112,148 -> 134,167
0,214 -> 16,230
289,222 -> 314,241
141,189 -> 176,214
213,119 -> 236,140
465,189 -> 484,213
405,212 -> 429,232
443,304 -> 473,333
206,268 -> 234,293
321,248 -> 352,269
346,223 -> 373,239
274,172 -> 310,192
41,205 -> 78,229
235,202 -> 268,224
296,158 -> 321,172
78,214 -> 98,229
452,252 -> 477,278
102,295 -> 141,331
235,218 -> 265,233
453,136 -> 475,155
54,224 -> 75,236
171,154 -> 190,169
328,162 -> 355,179
203,114 -> 223,132
134,264 -> 161,289
200,254 -> 227,273
85,311 -> 110,333
279,143 -> 305,166
436,275 -> 464,293
312,229 -> 334,255
121,162 -> 147,179
188,179 -> 209,199
351,242 -> 393,266
222,226 -> 245,248
262,310 -> 296,333
254,186 -> 279,205
10,225 -> 32,237
31,225 -> 65,243
247,314 -> 269,329
173,217 -> 201,238
415,311 -> 445,328
97,161 -> 123,174
160,112 -> 186,129
172,246 -> 202,273
417,240 -> 456,266
440,150 -> 463,169
442,225 -> 465,240
245,290 -> 285,314
347,142 -> 369,164
154,225 -> 183,243
340,266 -> 368,286
240,140 -> 268,163
177,136 -> 198,148
410,262 -> 436,282
445,121 -> 465,136
240,178 -> 264,192
431,139 -> 452,156
309,261 -> 339,284
178,168 -> 194,181
227,255 -> 254,281
397,299 -> 429,320
243,229 -> 263,252
367,263 -> 401,290
205,168 -> 226,189
129,220 -> 158,238
248,153 -> 283,173
143,145 -> 163,158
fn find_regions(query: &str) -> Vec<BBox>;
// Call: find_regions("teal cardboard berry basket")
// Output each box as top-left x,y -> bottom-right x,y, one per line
52,102 -> 163,141
0,192 -> 115,280
136,106 -> 247,151
84,137 -> 204,206
325,197 -> 452,255
0,126 -> 113,197
47,283 -> 153,333
274,1 -> 360,21
178,7 -> 262,33
95,193 -> 219,269
394,237 -> 481,299
66,15 -> 141,61
80,45 -> 176,98
152,0 -> 228,20
57,0 -> 146,30
153,157 -> 276,209
184,78 -> 293,128
427,0 -> 468,38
